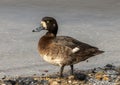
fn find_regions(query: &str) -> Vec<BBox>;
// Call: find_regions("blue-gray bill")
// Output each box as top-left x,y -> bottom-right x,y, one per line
32,27 -> 43,32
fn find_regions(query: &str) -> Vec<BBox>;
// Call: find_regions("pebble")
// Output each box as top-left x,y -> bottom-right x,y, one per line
68,75 -> 75,80
0,72 -> 6,79
95,71 -> 105,80
104,64 -> 115,70
74,73 -> 87,80
102,75 -> 109,81
40,80 -> 49,85
49,81 -> 59,85
106,70 -> 119,75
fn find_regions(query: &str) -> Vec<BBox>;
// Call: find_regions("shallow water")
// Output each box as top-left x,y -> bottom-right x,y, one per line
0,0 -> 120,77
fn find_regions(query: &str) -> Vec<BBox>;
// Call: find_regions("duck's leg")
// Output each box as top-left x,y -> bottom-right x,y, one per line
60,65 -> 64,77
70,65 -> 74,75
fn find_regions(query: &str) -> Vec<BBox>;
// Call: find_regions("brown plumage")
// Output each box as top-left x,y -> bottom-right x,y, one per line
32,17 -> 104,77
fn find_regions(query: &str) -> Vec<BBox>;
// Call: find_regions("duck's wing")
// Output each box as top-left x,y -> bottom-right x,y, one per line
53,36 -> 104,56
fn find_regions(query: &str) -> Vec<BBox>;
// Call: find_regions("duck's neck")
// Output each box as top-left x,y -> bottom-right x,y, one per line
46,32 -> 56,37
47,26 -> 58,36
39,32 -> 55,50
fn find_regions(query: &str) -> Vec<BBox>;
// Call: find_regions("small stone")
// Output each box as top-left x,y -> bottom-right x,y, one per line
40,80 -> 49,85
115,79 -> 120,85
92,67 -> 103,73
106,70 -> 119,75
95,71 -> 104,80
49,80 -> 59,85
32,30 -> 35,32
88,73 -> 94,78
1,84 -> 6,85
2,76 -> 6,80
44,70 -> 49,73
102,75 -> 110,81
115,83 -> 120,85
68,80 -> 72,84
104,64 -> 115,70
110,74 -> 117,80
72,81 -> 78,84
74,73 -> 87,80
86,60 -> 89,62
68,75 -> 75,79
115,76 -> 120,82
95,75 -> 102,80
116,67 -> 120,73
0,72 -> 6,79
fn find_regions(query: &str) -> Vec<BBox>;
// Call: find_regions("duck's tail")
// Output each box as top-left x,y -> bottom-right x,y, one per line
93,49 -> 104,56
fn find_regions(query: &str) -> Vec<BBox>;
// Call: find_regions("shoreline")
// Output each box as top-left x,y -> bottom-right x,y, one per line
0,64 -> 120,85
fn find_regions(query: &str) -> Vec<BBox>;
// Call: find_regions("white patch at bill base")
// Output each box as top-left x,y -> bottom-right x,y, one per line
41,21 -> 47,29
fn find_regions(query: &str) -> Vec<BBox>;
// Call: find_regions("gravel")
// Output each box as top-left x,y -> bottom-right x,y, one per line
0,64 -> 120,85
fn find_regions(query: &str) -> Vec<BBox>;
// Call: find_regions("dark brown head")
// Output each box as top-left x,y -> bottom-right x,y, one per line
32,17 -> 58,36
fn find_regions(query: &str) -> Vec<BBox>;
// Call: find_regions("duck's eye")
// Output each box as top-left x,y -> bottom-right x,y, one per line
46,21 -> 50,23
53,24 -> 56,27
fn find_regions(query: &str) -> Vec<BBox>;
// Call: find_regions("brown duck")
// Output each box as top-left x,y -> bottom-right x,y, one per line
32,17 -> 104,77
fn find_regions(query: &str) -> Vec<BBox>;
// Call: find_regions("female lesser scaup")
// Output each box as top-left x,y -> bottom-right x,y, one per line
32,17 -> 104,77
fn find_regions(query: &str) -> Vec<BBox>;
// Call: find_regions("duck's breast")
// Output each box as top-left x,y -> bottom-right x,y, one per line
39,42 -> 73,66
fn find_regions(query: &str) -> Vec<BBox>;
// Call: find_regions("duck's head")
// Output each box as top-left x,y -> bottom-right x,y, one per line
32,17 -> 58,36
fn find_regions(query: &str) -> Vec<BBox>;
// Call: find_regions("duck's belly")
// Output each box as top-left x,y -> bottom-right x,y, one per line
42,55 -> 64,66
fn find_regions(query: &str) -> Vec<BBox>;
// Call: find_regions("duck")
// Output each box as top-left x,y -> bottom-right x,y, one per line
32,17 -> 104,77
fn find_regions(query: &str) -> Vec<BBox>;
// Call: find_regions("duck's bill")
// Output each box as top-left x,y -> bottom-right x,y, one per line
32,26 -> 44,32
